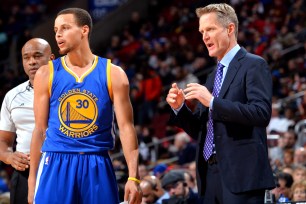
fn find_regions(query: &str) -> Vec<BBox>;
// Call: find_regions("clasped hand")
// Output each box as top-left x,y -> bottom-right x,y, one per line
166,83 -> 212,108
8,151 -> 30,171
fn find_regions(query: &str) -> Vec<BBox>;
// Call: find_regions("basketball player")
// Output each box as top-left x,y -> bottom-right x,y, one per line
0,38 -> 54,204
28,8 -> 141,204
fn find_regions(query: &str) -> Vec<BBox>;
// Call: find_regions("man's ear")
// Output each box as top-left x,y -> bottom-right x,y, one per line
82,25 -> 90,37
228,23 -> 235,36
50,54 -> 55,60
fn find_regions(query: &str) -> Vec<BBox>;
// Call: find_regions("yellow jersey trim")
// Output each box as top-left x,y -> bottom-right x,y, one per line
106,59 -> 113,102
80,55 -> 98,82
48,61 -> 54,97
61,55 -> 98,83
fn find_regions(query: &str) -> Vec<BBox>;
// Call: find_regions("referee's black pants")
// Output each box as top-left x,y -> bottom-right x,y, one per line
10,169 -> 29,204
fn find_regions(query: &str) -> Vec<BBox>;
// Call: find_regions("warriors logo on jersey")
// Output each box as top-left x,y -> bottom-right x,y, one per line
58,89 -> 99,138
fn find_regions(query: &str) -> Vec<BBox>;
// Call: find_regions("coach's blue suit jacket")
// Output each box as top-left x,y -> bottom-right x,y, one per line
170,48 -> 276,196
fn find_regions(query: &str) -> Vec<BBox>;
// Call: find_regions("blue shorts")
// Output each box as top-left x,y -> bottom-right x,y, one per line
34,152 -> 119,204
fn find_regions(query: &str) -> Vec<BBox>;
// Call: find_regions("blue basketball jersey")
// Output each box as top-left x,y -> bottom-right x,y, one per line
42,55 -> 115,153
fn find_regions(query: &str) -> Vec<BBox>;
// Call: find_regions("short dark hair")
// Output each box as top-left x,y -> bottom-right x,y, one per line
277,172 -> 294,188
57,8 -> 93,40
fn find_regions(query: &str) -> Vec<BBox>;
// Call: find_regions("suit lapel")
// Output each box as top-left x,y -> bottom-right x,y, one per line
218,48 -> 247,98
205,70 -> 216,93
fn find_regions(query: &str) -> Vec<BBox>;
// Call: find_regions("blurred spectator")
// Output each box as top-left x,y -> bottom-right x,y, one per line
127,11 -> 143,37
140,175 -> 170,204
283,149 -> 295,168
153,163 -> 168,179
138,163 -> 149,180
0,194 -> 9,204
294,147 -> 306,166
171,132 -> 196,167
138,126 -> 156,164
290,181 -> 306,202
161,170 -> 202,204
294,118 -> 306,148
187,161 -> 197,192
0,169 -> 9,203
292,165 -> 306,183
267,103 -> 295,134
112,158 -> 128,201
0,170 -> 9,194
183,170 -> 197,194
133,67 -> 162,125
276,26 -> 296,49
281,165 -> 294,176
271,172 -> 294,202
269,130 -> 298,169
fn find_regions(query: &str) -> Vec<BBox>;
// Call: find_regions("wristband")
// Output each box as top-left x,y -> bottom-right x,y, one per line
128,177 -> 141,184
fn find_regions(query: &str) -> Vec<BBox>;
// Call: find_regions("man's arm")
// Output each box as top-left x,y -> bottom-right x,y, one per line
28,64 -> 50,204
111,64 -> 141,204
0,130 -> 30,170
0,92 -> 31,170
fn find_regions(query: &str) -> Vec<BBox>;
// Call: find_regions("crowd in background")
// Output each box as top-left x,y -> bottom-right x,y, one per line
0,0 -> 305,202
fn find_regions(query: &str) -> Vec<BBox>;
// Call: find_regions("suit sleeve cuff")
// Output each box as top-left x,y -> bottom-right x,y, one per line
172,103 -> 184,115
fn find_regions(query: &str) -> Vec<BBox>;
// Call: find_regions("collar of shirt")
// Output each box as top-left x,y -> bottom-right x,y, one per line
219,44 -> 241,81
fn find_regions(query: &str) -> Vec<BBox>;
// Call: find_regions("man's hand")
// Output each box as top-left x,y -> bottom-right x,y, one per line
124,180 -> 142,204
166,83 -> 185,110
184,83 -> 212,107
7,151 -> 30,171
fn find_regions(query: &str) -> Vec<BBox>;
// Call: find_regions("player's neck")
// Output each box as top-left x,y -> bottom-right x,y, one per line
66,51 -> 94,68
65,41 -> 94,67
64,54 -> 95,78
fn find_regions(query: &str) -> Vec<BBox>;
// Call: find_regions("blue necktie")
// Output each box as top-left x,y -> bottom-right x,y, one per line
203,62 -> 224,161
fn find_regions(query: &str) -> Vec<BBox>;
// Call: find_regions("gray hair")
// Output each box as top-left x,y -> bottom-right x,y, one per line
196,3 -> 239,38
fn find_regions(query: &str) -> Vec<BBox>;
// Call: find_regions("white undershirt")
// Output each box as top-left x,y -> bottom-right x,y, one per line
0,81 -> 34,153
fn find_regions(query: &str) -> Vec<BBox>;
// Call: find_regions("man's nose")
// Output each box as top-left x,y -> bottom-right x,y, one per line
169,189 -> 175,196
29,57 -> 36,65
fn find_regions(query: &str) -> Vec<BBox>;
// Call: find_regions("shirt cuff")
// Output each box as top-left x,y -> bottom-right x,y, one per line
209,96 -> 214,110
172,103 -> 184,115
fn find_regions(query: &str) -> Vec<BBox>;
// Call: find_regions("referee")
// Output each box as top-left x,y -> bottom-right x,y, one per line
0,38 -> 54,204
